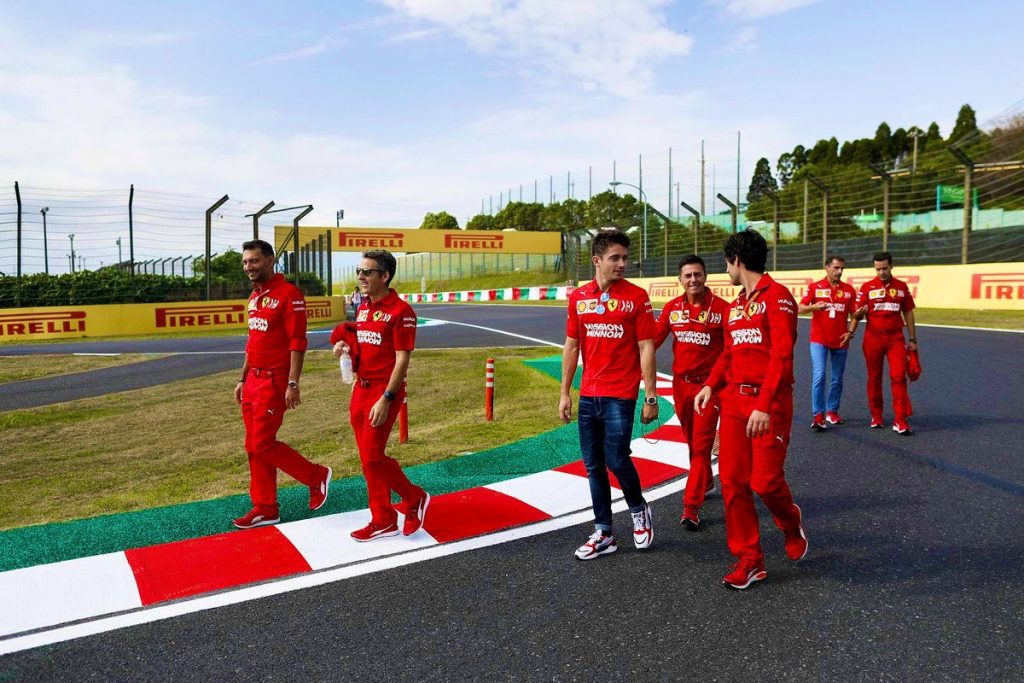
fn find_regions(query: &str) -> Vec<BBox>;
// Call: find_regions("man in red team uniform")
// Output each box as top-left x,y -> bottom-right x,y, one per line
560,229 -> 659,561
798,256 -> 857,430
849,252 -> 918,434
695,229 -> 808,589
331,249 -> 430,541
654,254 -> 730,530
233,240 -> 332,529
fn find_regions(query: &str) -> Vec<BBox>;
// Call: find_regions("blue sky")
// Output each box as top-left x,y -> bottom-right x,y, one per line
1,0 -> 1022,270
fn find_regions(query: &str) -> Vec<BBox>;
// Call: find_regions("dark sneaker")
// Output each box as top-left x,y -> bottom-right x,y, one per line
784,504 -> 809,561
309,466 -> 332,511
350,521 -> 400,542
825,411 -> 843,425
403,492 -> 431,536
574,530 -> 617,560
632,503 -> 654,550
233,508 -> 280,530
869,417 -> 885,429
679,505 -> 702,531
723,560 -> 767,590
811,413 -> 827,431
892,419 -> 913,435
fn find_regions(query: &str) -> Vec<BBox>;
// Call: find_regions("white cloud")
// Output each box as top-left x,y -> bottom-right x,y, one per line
378,0 -> 693,97
385,27 -> 442,43
720,25 -> 759,52
258,35 -> 348,63
720,0 -> 820,20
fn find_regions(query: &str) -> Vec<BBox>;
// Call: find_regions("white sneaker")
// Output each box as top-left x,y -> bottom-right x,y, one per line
632,503 -> 654,550
574,530 -> 617,560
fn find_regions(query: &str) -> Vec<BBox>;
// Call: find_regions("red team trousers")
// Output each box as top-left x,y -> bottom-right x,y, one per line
241,366 -> 320,513
672,381 -> 717,508
350,379 -> 423,526
862,331 -> 912,422
718,385 -> 801,564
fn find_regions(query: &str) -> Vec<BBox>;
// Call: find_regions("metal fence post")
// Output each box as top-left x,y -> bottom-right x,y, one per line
205,194 -> 229,300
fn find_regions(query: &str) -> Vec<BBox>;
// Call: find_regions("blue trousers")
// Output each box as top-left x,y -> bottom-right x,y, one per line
577,396 -> 646,532
810,342 -> 848,416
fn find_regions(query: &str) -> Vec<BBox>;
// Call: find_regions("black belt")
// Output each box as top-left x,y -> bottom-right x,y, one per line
681,374 -> 707,384
738,383 -> 761,396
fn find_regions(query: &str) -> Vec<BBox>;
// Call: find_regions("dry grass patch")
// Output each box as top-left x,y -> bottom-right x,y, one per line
0,346 -> 566,529
0,354 -> 165,384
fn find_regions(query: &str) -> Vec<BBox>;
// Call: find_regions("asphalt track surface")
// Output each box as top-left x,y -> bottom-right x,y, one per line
2,304 -> 1023,680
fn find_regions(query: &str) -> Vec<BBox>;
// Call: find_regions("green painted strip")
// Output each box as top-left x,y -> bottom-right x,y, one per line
0,354 -> 673,573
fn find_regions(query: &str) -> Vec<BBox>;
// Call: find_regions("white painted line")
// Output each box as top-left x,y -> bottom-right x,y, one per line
629,438 -> 690,469
484,470 -> 595,517
275,510 -> 438,571
72,353 -> 122,357
0,552 -> 141,638
0,475 -> 689,656
915,322 -> 1024,334
417,318 -> 563,348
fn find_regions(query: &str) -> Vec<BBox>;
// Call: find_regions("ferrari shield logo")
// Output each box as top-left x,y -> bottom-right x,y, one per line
697,310 -> 708,323
888,288 -> 897,297
373,310 -> 383,321
746,301 -> 759,317
607,299 -> 618,312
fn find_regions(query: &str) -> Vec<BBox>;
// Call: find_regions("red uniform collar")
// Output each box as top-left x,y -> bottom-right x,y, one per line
253,273 -> 285,295
366,288 -> 399,308
738,273 -> 773,302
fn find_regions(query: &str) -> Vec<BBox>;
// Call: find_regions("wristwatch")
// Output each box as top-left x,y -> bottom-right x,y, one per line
287,380 -> 299,389
644,396 -> 658,406
383,390 -> 397,401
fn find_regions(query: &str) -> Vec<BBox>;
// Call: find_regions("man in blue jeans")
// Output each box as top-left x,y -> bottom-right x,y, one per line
798,255 -> 857,430
559,229 -> 659,560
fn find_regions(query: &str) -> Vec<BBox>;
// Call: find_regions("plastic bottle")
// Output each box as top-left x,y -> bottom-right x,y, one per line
340,348 -> 354,384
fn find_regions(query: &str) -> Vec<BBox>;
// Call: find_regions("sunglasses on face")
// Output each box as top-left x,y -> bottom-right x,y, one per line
355,268 -> 385,276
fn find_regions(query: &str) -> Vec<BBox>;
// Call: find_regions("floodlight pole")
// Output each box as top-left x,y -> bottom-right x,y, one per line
41,207 -> 50,275
869,164 -> 892,252
245,201 -> 275,241
15,182 -> 21,305
806,175 -> 829,265
609,181 -> 648,276
762,188 -> 781,272
717,193 -> 737,233
949,146 -> 974,264
679,201 -> 700,255
205,194 -> 229,300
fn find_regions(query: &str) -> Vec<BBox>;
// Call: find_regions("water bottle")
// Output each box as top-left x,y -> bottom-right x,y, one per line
339,349 -> 354,384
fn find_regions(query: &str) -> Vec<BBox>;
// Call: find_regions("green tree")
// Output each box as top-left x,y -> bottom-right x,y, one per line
949,104 -> 979,144
540,198 -> 588,232
747,157 -> 778,203
466,214 -> 496,231
493,201 -> 543,231
584,190 -> 641,228
194,249 -> 246,282
420,211 -> 460,230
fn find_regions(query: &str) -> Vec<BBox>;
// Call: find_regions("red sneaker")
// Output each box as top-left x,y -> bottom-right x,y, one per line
679,505 -> 702,531
869,417 -> 885,429
825,411 -> 843,425
309,466 -> 332,511
723,560 -> 767,590
811,413 -> 827,431
403,492 -> 431,536
892,419 -> 913,435
784,504 -> 809,561
233,507 -> 280,530
350,520 -> 400,542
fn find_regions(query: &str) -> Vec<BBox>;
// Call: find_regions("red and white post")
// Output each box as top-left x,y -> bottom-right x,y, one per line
399,376 -> 409,444
485,358 -> 495,421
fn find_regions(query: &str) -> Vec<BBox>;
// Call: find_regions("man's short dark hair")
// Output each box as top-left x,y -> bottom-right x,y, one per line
826,255 -> 846,267
591,228 -> 630,257
873,251 -> 893,266
723,229 -> 768,273
678,254 -> 706,273
242,239 -> 274,258
364,249 -> 397,285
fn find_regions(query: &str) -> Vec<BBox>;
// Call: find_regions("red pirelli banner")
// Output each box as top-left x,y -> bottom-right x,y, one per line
273,226 -> 563,255
636,262 -> 1024,311
0,297 -> 344,343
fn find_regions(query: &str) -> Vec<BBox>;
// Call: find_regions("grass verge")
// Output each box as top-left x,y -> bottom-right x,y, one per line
0,353 -> 166,384
912,308 -> 1024,330
0,346 -> 571,530
391,271 -> 567,295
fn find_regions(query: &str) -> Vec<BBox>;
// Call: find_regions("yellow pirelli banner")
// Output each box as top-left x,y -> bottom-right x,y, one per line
0,297 -> 346,343
634,262 -> 1024,310
273,226 -> 563,255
